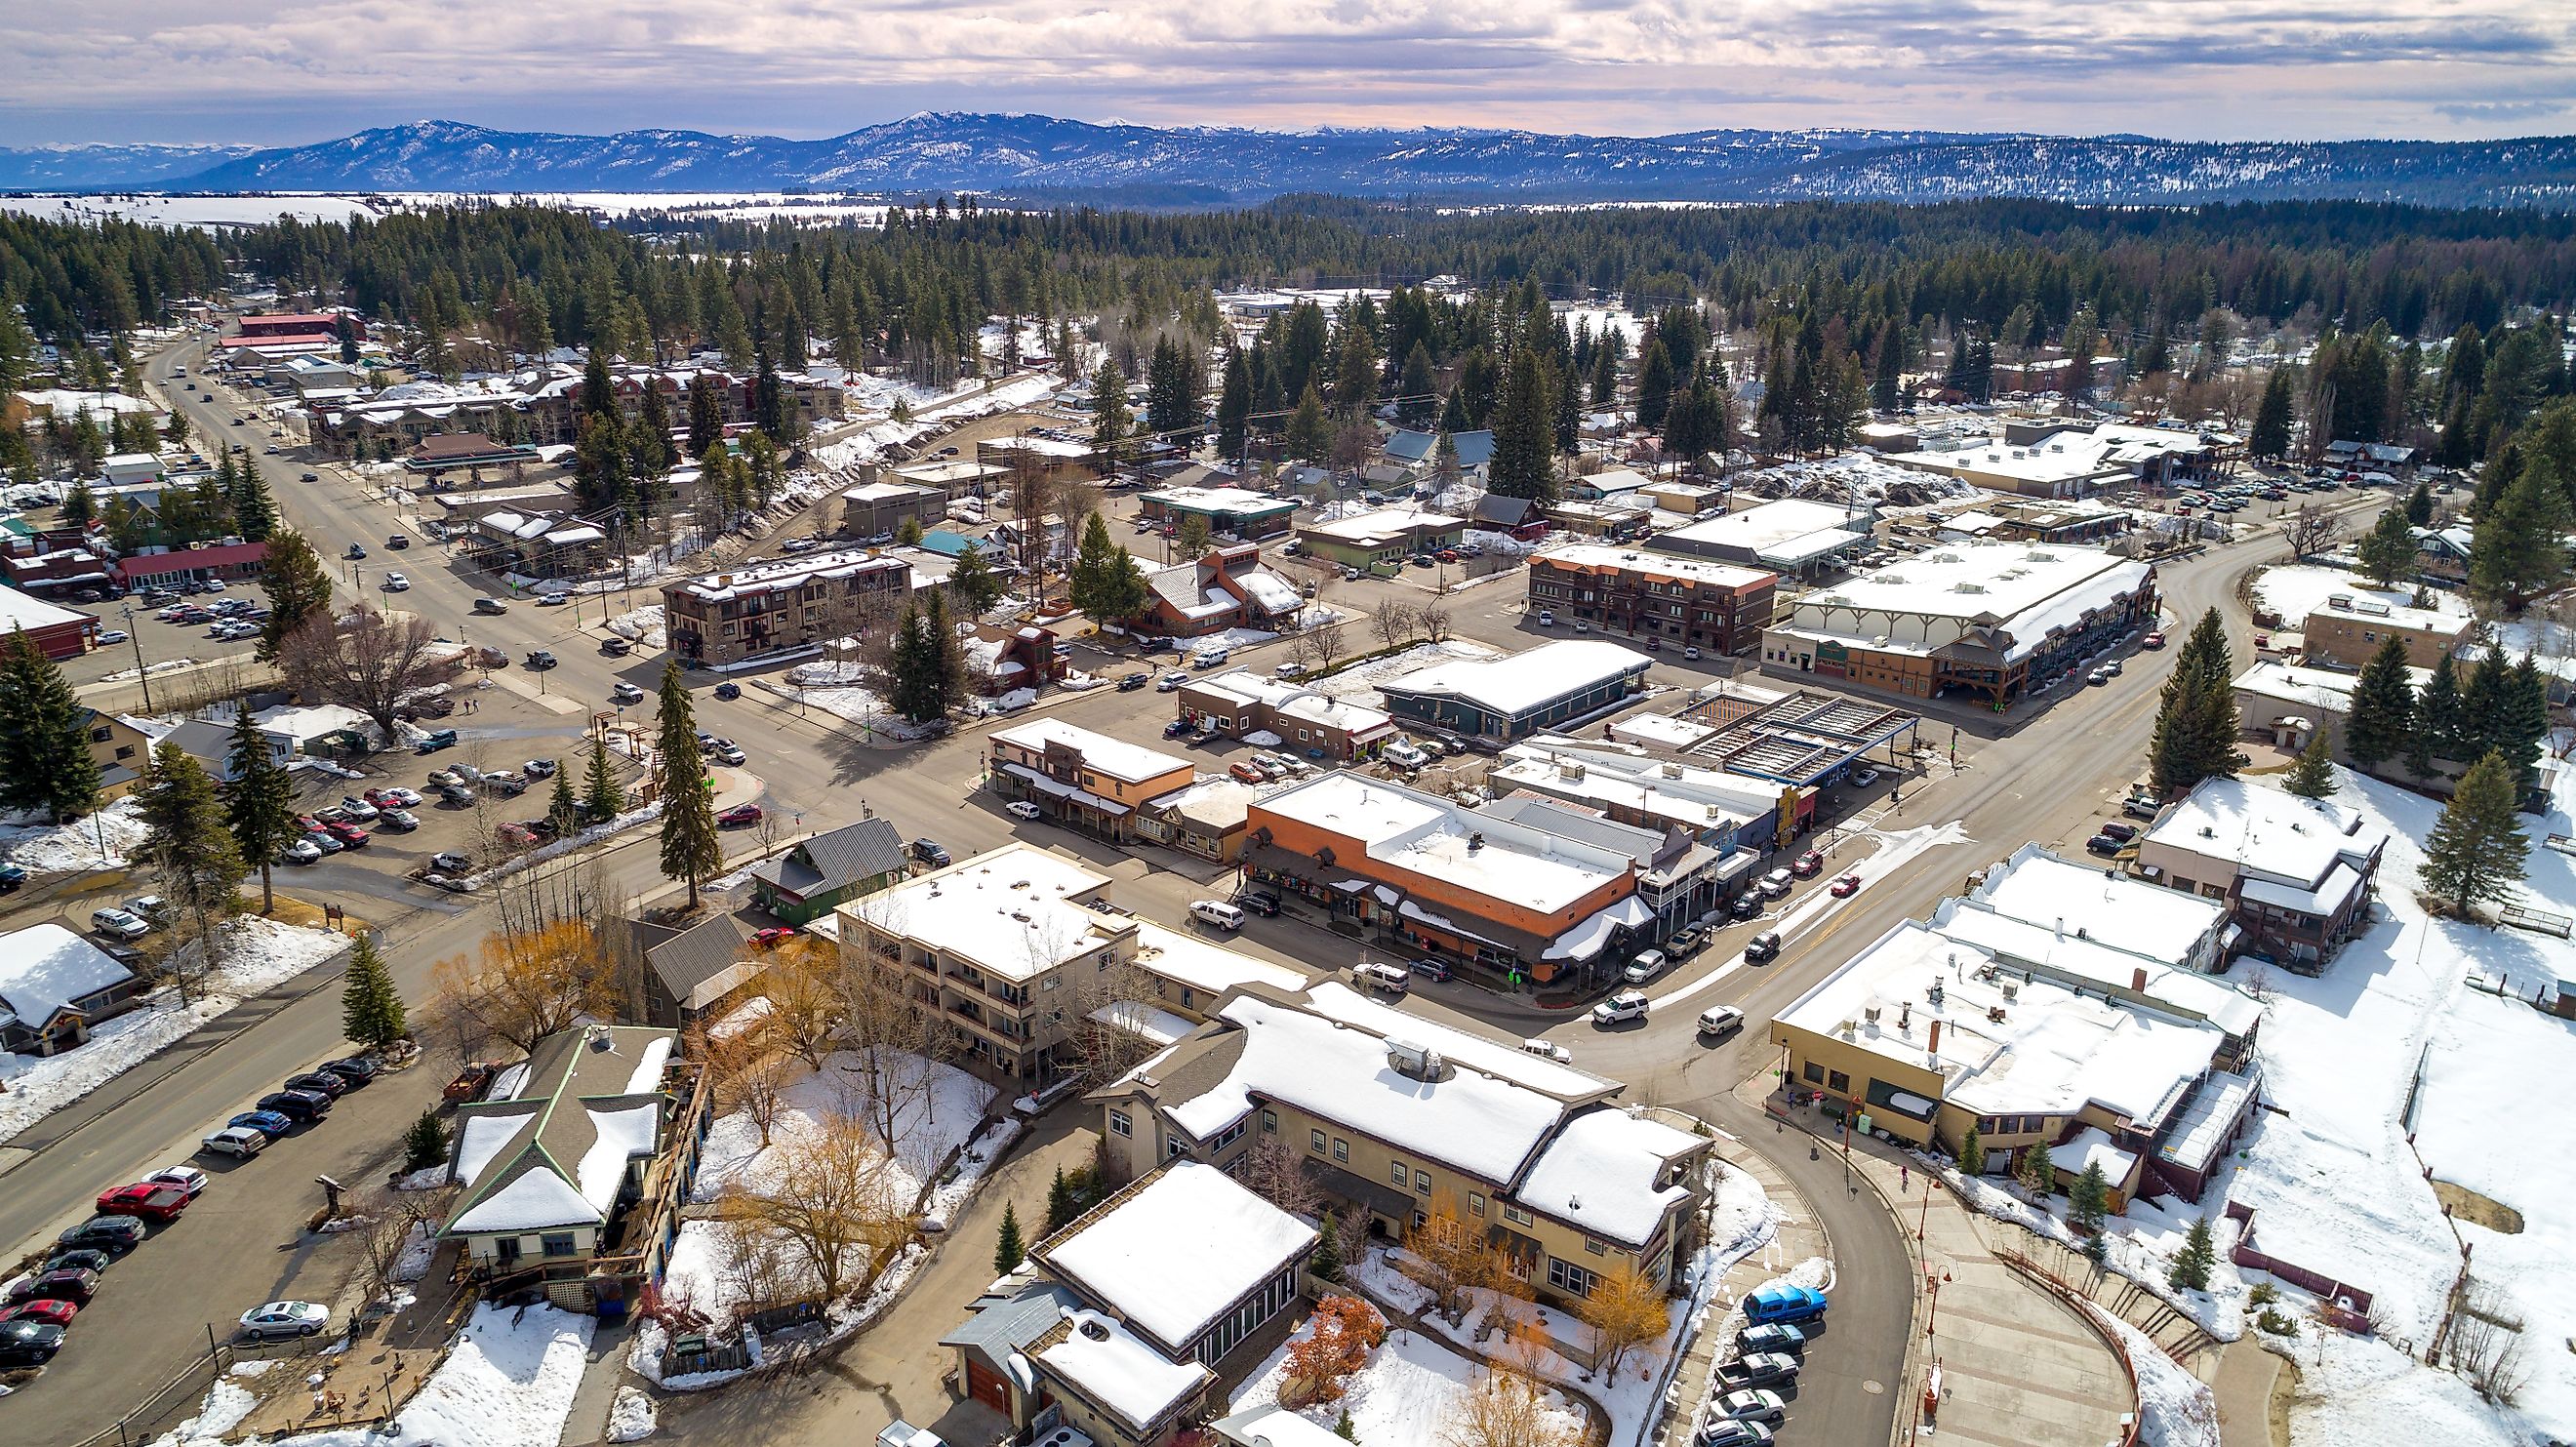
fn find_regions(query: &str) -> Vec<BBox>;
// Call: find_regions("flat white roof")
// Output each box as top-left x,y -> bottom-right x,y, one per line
1536,543 -> 1774,591
1658,499 -> 1869,555
1043,1161 -> 1315,1348
2234,660 -> 2433,713
0,584 -> 89,633
1300,505 -> 1464,544
1970,847 -> 2224,971
1378,639 -> 1651,717
843,843 -> 1124,980
991,718 -> 1191,785
1254,774 -> 1633,914
672,547 -> 906,603
1036,1310 -> 1211,1434
1191,669 -> 1393,734
1129,922 -> 1306,996
1787,543 -> 2151,662
2143,777 -> 2384,891
1928,900 -> 2263,1039
1774,920 -> 2231,1127
1140,485 -> 1295,512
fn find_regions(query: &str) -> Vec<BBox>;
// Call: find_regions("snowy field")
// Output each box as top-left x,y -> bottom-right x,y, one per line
1231,1319 -> 1587,1447
1,796 -> 149,871
0,193 -> 389,227
0,917 -> 351,1144
2249,564 -> 2471,630
155,1302 -> 593,1447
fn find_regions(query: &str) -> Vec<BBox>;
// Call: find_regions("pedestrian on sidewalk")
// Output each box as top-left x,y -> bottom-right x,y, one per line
1901,1164 -> 1910,1192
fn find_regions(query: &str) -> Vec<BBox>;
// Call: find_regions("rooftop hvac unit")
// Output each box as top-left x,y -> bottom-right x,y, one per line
1386,1038 -> 1434,1078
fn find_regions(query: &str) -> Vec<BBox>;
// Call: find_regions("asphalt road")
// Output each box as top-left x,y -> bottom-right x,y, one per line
0,335 -> 2378,1444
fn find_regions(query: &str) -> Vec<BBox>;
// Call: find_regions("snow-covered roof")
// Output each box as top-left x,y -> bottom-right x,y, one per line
1775,921 -> 2233,1128
1786,543 -> 2152,663
0,584 -> 91,633
1299,505 -> 1465,545
1189,670 -> 1393,736
1212,1404 -> 1351,1447
2144,777 -> 2386,891
1041,1162 -> 1315,1350
0,922 -> 137,1028
2234,660 -> 2433,714
1162,983 -> 1615,1184
843,843 -> 1126,981
2307,589 -> 2467,637
1377,639 -> 1651,718
2057,1126 -> 2141,1186
672,547 -> 907,604
1968,846 -> 2226,973
1034,1310 -> 1211,1435
2240,862 -> 2366,918
992,718 -> 1190,786
1129,922 -> 1306,997
1251,774 -> 1634,915
1086,1000 -> 1196,1047
1515,1107 -> 1704,1247
440,1024 -> 673,1240
1535,543 -> 1774,592
1138,484 -> 1296,514
1654,500 -> 1870,563
1927,900 -> 2262,1040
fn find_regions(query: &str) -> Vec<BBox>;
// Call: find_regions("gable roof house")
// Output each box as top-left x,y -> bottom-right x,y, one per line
746,816 -> 908,925
440,1025 -> 685,1271
0,923 -> 145,1057
1130,544 -> 1307,638
618,912 -> 762,1030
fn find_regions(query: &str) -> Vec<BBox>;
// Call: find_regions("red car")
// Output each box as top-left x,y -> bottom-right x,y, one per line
2141,630 -> 2165,649
95,1183 -> 189,1222
325,822 -> 371,848
0,1299 -> 80,1326
751,926 -> 799,948
716,804 -> 764,828
1830,872 -> 1864,898
1791,851 -> 1825,878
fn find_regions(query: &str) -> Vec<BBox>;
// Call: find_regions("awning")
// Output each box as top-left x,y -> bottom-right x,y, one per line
1542,894 -> 1657,961
999,762 -> 1130,816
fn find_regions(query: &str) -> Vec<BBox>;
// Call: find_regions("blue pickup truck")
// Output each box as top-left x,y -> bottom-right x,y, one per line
1741,1283 -> 1830,1325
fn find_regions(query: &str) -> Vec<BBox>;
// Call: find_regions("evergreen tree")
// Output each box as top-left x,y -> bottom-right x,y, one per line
403,1110 -> 450,1172
2468,458 -> 2569,609
136,742 -> 244,982
60,479 -> 96,528
2420,654 -> 2468,766
2148,608 -> 2242,797
1214,346 -> 1252,462
2460,645 -> 2515,767
2344,635 -> 2416,774
1311,1213 -> 1344,1283
1635,339 -> 1674,430
1399,342 -> 1439,430
946,543 -> 1003,616
2015,1140 -> 2056,1197
993,1201 -> 1027,1274
2354,506 -> 2416,586
582,734 -> 625,820
1090,358 -> 1132,474
1069,510 -> 1149,623
634,378 -> 676,479
2504,656 -> 2552,791
0,629 -> 102,823
1334,1408 -> 1357,1442
547,766 -> 584,839
2405,481 -> 2434,527
2421,748 -> 2529,917
2283,730 -> 2339,799
1284,382 -> 1329,462
2069,1161 -> 2110,1234
340,932 -> 408,1049
655,661 -> 722,910
686,375 -> 725,459
1488,347 -> 1557,502
2169,1217 -> 2216,1292
1871,323 -> 1905,413
886,604 -> 946,724
1957,1124 -> 1985,1177
2248,370 -> 2295,460
1176,512 -> 1213,560
220,706 -> 299,913
1044,1166 -> 1078,1235
257,530 -> 333,661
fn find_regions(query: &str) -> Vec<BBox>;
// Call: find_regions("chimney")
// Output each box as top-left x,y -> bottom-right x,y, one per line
2131,966 -> 2148,992
1927,1019 -> 1942,1055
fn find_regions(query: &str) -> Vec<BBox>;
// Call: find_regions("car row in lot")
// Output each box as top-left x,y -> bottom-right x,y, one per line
2,1167 -> 221,1367
1696,1287 -> 1828,1444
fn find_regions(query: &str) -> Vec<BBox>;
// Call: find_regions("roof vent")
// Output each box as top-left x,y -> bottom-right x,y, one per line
1864,1005 -> 1881,1025
584,1024 -> 614,1052
1077,1317 -> 1110,1343
1468,832 -> 1485,852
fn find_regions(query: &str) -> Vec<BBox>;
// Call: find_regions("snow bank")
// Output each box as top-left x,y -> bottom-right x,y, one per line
1,796 -> 148,871
605,1387 -> 657,1442
605,605 -> 667,651
0,917 -> 351,1144
1231,1322 -> 1585,1447
2082,1304 -> 2220,1447
692,1049 -> 995,1207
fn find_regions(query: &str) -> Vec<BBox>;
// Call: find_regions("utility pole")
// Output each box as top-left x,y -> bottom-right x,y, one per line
122,602 -> 154,713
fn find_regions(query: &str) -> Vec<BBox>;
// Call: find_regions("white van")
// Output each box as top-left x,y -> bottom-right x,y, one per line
1383,741 -> 1429,770
1187,900 -> 1246,931
1354,961 -> 1411,994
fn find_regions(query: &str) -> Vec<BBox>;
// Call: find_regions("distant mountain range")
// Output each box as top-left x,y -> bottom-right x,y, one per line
7,115 -> 2573,209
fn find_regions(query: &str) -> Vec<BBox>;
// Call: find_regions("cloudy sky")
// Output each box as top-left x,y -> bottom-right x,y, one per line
5,0 -> 2572,147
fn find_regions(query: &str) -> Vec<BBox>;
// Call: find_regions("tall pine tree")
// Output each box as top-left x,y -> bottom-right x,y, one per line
136,742 -> 244,985
655,661 -> 722,910
2284,731 -> 2338,798
1488,346 -> 1558,502
2343,635 -> 2416,774
0,629 -> 102,823
220,706 -> 299,913
257,531 -> 333,662
583,734 -> 626,820
340,932 -> 408,1050
2248,371 -> 2295,460
2420,749 -> 2529,918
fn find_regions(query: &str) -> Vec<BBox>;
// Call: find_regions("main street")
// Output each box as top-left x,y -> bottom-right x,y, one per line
1,338 -> 2378,1445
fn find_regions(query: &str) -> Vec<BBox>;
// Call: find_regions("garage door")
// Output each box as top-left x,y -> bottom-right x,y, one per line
965,1355 -> 1010,1413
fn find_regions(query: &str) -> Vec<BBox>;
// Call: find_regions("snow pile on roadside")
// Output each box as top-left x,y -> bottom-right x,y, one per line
920,1114 -> 1025,1232
2081,1304 -> 2220,1447
757,677 -> 934,741
1231,1322 -> 1585,1447
148,1363 -> 268,1445
785,658 -> 869,687
1707,1158 -> 1780,1258
0,917 -> 352,1144
605,1387 -> 657,1442
474,800 -> 664,884
605,605 -> 667,651
2,796 -> 148,871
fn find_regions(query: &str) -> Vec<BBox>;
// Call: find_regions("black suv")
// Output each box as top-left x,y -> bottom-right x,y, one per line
283,1071 -> 351,1098
258,1089 -> 332,1122
57,1215 -> 146,1257
910,838 -> 951,866
1237,890 -> 1283,917
0,1319 -> 65,1367
319,1057 -> 379,1086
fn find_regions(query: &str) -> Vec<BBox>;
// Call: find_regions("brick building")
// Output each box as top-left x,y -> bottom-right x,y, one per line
1526,543 -> 1777,656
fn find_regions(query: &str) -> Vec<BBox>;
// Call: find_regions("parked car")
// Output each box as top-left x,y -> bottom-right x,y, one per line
750,926 -> 799,948
712,681 -> 742,701
1696,1418 -> 1775,1447
2141,630 -> 2165,649
1829,872 -> 1863,898
9,1266 -> 98,1309
1711,1389 -> 1787,1427
256,1090 -> 331,1123
201,1125 -> 269,1158
0,1299 -> 81,1328
1591,990 -> 1649,1025
283,1071 -> 352,1099
1237,890 -> 1282,917
1729,893 -> 1764,920
2099,820 -> 2139,843
1536,609 -> 1555,625
1622,949 -> 1668,985
1667,924 -> 1707,955
2085,832 -> 2126,857
377,808 -> 420,832
1118,672 -> 1149,691
714,742 -> 746,765
0,1318 -> 66,1367
1004,800 -> 1043,821
1520,1037 -> 1573,1065
522,759 -> 557,779
1228,761 -> 1267,784
430,851 -> 474,872
1790,851 -> 1824,878
56,1215 -> 146,1257
228,1108 -> 295,1138
365,786 -> 423,807
145,1165 -> 210,1198
1697,1005 -> 1746,1038
41,1248 -> 111,1279
601,636 -> 634,657
1756,868 -> 1793,900
91,906 -> 151,940
1743,1284 -> 1831,1324
319,1058 -> 378,1087
716,804 -> 764,828
324,823 -> 370,849
909,838 -> 950,867
238,1301 -> 333,1341
536,590 -> 570,607
1738,1322 -> 1808,1357
0,863 -> 23,893
337,795 -> 379,821
1850,765 -> 1882,785
1712,1351 -> 1800,1390
98,627 -> 129,644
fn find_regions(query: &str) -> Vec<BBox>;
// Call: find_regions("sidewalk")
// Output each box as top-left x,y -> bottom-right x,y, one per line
1736,1076 -> 2137,1447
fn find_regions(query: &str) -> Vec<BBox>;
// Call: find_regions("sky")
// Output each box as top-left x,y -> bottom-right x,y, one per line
3,0 -> 2573,148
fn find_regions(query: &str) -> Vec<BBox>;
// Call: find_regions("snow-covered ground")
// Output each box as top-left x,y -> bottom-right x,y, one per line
1231,1318 -> 1587,1447
0,917 -> 352,1144
2249,564 -> 2470,631
1,796 -> 149,871
1738,451 -> 1977,505
604,604 -> 667,652
154,1302 -> 592,1447
0,193 -> 389,227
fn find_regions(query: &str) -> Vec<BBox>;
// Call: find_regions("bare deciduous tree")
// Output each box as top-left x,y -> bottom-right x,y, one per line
1052,956 -> 1179,1091
832,896 -> 966,1165
1295,619 -> 1351,675
762,936 -> 843,1067
2446,1281 -> 2528,1405
423,919 -> 621,1060
1372,602 -> 1420,652
1580,1261 -> 1670,1376
1416,602 -> 1456,642
695,1024 -> 796,1148
276,605 -> 463,744
710,1109 -> 906,1303
1239,1134 -> 1326,1219
2277,502 -> 2344,560
1438,1351 -> 1579,1447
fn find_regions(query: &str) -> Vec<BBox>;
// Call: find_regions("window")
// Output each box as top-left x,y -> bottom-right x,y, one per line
1389,1160 -> 1409,1188
1413,1210 -> 1428,1231
89,726 -> 112,743
1041,976 -> 1060,991
1547,1257 -> 1599,1298
1108,1108 -> 1132,1139
541,1232 -> 580,1258
1310,1129 -> 1328,1153
1167,1137 -> 1187,1159
1414,1169 -> 1431,1195
1585,1235 -> 1608,1256
1333,1137 -> 1349,1162
1469,1193 -> 1486,1217
1503,1203 -> 1533,1227
1802,1063 -> 1825,1085
1827,1069 -> 1851,1093
1261,1109 -> 1278,1135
